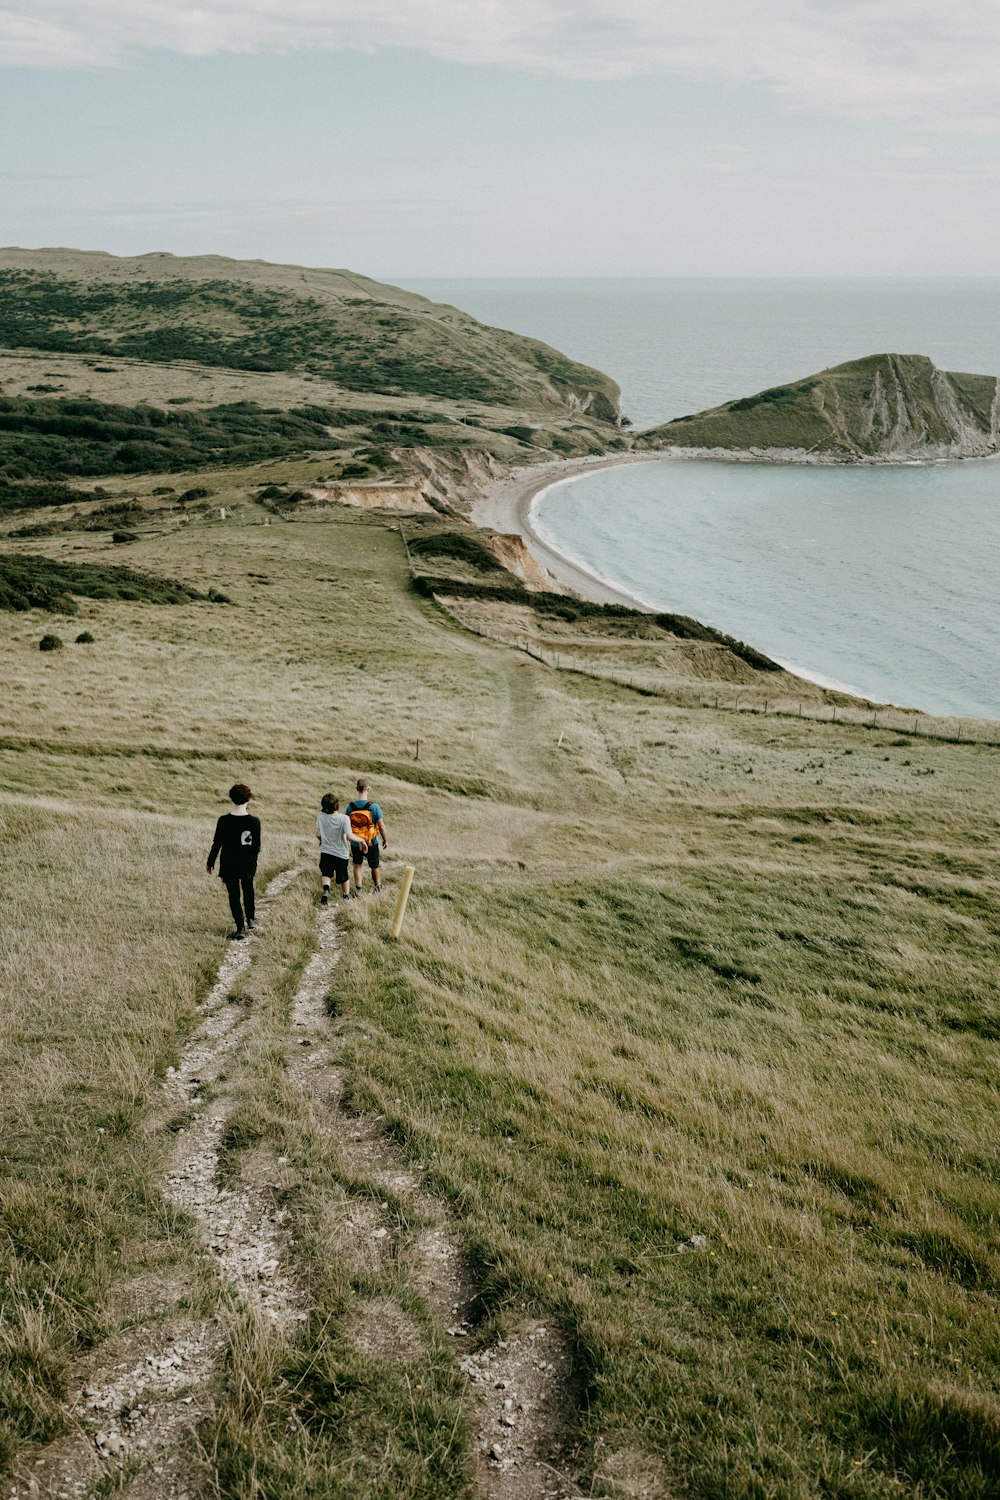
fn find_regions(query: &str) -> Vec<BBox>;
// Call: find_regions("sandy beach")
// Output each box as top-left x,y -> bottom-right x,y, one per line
471,453 -> 669,609
471,452 -> 885,703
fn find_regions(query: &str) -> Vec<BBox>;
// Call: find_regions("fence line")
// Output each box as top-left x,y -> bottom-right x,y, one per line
396,539 -> 1000,750
470,627 -> 1000,748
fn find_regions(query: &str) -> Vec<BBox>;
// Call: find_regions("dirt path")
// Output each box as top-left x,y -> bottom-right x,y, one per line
4,869 -> 303,1500
6,876 -> 584,1500
282,903 -> 583,1499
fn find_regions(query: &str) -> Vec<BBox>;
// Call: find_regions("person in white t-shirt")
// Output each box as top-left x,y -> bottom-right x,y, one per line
315,792 -> 367,903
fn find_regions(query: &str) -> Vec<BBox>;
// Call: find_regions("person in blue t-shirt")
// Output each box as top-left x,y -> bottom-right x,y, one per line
345,776 -> 389,895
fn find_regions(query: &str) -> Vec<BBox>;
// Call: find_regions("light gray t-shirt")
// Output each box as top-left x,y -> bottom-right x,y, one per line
316,811 -> 353,858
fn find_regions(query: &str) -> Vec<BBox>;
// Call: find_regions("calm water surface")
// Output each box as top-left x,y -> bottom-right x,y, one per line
402,279 -> 1000,715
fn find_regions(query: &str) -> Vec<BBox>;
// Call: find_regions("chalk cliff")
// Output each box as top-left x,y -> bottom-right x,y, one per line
639,355 -> 1000,462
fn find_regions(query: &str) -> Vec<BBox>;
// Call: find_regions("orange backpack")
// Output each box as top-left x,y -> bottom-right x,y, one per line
348,802 -> 377,843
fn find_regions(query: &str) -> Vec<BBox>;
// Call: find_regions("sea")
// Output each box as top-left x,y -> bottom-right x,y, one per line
401,279 -> 1000,719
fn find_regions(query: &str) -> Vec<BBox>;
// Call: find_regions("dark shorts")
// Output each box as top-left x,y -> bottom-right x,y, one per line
351,840 -> 380,869
319,852 -> 349,883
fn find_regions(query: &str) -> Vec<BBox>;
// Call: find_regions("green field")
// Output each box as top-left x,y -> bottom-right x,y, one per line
2,490 -> 998,1498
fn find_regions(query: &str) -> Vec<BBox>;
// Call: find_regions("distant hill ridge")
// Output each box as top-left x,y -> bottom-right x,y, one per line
0,247 -> 621,421
640,353 -> 1000,461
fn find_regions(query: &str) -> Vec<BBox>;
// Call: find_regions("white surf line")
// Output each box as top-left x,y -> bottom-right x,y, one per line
283,902 -> 582,1500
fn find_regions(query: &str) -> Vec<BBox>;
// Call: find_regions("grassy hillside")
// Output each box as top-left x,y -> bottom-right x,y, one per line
640,354 -> 1000,459
0,249 -> 621,420
0,252 -> 631,522
1,487 -> 998,1498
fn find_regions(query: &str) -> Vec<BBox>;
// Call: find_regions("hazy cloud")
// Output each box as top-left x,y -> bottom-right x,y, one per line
2,1 -> 999,131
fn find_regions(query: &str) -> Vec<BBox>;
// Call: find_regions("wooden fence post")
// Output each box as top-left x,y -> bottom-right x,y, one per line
391,866 -> 416,939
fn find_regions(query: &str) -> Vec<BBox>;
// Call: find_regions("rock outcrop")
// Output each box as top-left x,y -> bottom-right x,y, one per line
484,533 -> 560,591
639,354 -> 1000,462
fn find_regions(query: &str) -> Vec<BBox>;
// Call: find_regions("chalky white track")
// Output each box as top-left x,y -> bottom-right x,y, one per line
6,868 -> 581,1499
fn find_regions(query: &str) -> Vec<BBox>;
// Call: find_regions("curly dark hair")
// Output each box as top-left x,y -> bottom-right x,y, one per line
229,782 -> 253,804
320,793 -> 338,814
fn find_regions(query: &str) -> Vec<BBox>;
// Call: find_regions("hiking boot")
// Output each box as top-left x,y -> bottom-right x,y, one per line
353,887 -> 364,898
320,891 -> 329,906
230,929 -> 246,942
247,919 -> 260,932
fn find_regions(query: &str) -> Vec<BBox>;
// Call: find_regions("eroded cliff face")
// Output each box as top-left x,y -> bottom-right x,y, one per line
306,484 -> 434,512
836,356 -> 1000,459
306,448 -> 513,516
485,533 -> 560,591
640,354 -> 1000,462
391,446 -> 508,510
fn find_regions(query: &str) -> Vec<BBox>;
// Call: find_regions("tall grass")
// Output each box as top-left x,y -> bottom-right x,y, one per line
2,500 -> 998,1494
338,861 -> 1000,1496
0,797 -> 277,1467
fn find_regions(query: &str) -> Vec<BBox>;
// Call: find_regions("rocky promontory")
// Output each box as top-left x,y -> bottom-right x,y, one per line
638,353 -> 1000,462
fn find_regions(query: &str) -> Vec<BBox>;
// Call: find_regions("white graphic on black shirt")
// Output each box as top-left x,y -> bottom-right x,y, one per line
241,830 -> 253,845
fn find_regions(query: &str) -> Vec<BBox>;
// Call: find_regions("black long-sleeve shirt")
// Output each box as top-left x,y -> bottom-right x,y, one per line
207,813 -> 261,879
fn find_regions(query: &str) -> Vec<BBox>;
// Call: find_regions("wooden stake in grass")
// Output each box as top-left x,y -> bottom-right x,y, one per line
391,866 -> 416,939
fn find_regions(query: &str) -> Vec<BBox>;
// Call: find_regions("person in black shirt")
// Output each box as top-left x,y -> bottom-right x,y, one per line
206,782 -> 261,940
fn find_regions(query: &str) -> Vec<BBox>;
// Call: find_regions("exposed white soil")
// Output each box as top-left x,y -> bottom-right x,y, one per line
459,1323 -> 581,1500
7,877 -> 586,1500
4,869 -> 303,1500
161,869 -> 309,1333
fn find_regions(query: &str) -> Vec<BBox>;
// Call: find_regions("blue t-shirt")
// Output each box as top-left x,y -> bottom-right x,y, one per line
346,799 -> 382,842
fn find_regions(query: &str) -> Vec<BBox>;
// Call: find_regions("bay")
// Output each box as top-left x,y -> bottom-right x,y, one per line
401,278 -> 1000,716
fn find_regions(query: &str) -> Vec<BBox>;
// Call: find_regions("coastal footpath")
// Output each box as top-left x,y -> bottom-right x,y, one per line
2,250 -> 1000,1497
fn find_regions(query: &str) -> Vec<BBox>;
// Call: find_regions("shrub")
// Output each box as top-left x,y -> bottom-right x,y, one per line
75,630 -> 95,643
407,530 -> 506,574
410,576 -> 782,672
0,480 -> 94,515
38,633 -> 63,651
11,522 -> 59,538
111,531 -> 137,544
207,588 -> 231,604
0,553 -> 205,613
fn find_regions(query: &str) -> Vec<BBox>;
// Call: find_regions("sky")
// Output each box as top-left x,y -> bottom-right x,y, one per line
2,1 -> 1000,276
